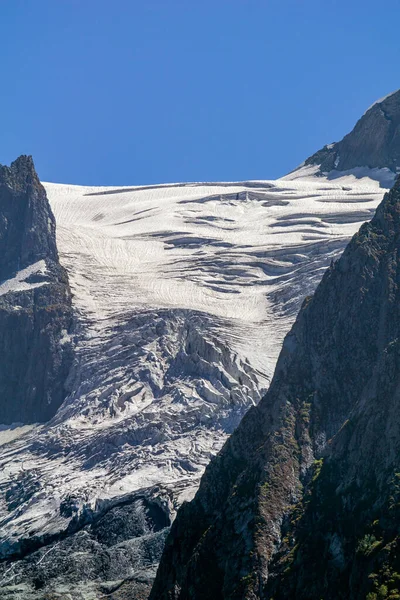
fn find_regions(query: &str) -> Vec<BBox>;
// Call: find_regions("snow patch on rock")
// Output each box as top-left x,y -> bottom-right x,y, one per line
0,261 -> 48,297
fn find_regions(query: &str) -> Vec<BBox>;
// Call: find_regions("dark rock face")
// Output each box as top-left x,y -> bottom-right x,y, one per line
305,90 -> 400,174
0,156 -> 73,424
150,177 -> 400,599
0,156 -> 59,280
0,488 -> 170,599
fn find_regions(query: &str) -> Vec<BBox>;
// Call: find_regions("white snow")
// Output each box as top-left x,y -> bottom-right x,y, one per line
283,163 -> 396,188
0,260 -> 48,297
0,424 -> 36,447
0,169 -> 390,554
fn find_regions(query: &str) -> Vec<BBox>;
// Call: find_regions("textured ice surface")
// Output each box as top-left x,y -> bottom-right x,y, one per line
0,171 -> 390,591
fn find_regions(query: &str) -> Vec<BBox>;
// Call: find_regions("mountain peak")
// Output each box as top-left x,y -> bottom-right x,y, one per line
0,154 -> 41,194
297,89 -> 400,177
0,155 -> 57,281
0,155 -> 73,424
363,89 -> 400,115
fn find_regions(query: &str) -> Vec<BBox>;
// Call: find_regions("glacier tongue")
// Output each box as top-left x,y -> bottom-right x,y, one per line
0,173 -> 390,595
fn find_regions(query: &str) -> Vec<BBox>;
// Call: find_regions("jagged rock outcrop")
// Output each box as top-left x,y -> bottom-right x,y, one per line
150,175 -> 400,599
0,156 -> 73,424
304,89 -> 400,175
0,485 -> 171,600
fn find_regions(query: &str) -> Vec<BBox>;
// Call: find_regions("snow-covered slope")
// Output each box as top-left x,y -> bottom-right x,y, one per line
0,169 -> 393,597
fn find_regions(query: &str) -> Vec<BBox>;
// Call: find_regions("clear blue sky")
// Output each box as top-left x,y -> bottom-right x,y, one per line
1,0 -> 399,185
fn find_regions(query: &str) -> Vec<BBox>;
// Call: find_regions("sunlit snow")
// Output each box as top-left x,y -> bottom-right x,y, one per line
0,168 -> 391,556
0,260 -> 48,297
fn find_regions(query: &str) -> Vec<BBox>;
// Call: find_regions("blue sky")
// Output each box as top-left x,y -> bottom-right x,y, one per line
1,0 -> 399,185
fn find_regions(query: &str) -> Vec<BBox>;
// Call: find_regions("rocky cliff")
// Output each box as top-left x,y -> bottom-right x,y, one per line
303,89 -> 400,176
150,174 -> 400,598
0,156 -> 73,424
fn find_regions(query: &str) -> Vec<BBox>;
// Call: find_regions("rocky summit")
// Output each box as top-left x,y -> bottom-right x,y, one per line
303,89 -> 400,177
150,175 -> 400,598
0,156 -> 73,424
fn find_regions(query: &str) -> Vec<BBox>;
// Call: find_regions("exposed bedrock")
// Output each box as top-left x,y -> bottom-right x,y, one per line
0,486 -> 171,599
304,90 -> 400,176
0,156 -> 73,424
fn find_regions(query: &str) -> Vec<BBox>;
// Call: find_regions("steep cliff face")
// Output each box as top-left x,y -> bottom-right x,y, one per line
303,89 -> 400,176
150,176 -> 400,599
0,156 -> 73,424
0,156 -> 59,280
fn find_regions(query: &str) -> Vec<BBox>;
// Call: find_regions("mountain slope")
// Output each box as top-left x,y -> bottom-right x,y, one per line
0,156 -> 73,424
150,174 -> 400,599
296,89 -> 400,177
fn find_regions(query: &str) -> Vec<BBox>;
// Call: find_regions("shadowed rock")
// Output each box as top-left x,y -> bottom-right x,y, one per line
304,90 -> 400,175
0,156 -> 73,424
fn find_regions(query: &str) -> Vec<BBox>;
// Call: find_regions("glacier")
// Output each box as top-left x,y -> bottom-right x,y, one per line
0,167 -> 394,597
